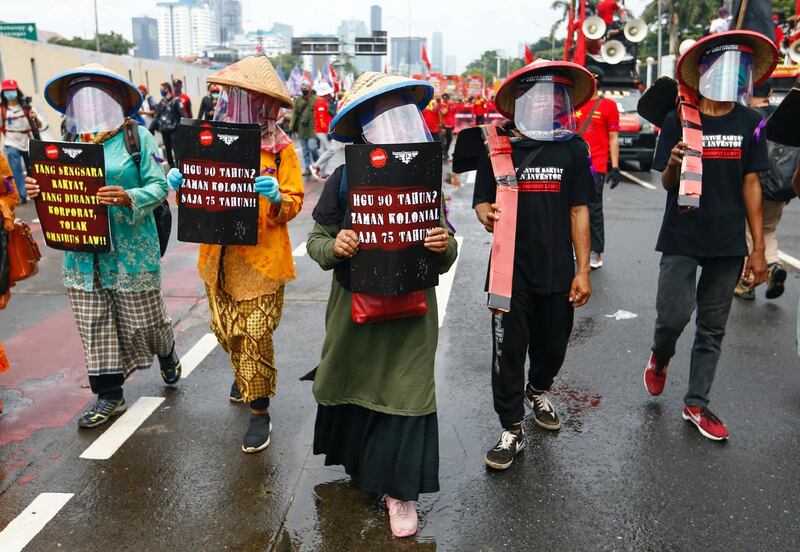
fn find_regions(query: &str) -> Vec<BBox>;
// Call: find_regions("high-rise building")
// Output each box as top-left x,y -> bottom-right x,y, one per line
432,32 -> 443,73
338,19 -> 371,73
390,37 -> 426,74
132,16 -> 159,60
445,54 -> 457,75
211,0 -> 242,45
271,22 -> 293,51
157,0 -> 217,58
370,5 -> 382,72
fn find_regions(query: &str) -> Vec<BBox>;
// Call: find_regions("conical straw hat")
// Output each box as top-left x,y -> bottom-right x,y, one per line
207,55 -> 292,109
329,71 -> 433,141
44,63 -> 142,116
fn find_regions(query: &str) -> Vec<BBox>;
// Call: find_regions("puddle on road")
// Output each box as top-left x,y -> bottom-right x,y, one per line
276,477 -> 439,551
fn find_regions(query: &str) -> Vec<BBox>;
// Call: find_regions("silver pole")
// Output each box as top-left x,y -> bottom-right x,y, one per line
408,0 -> 411,75
657,0 -> 662,75
94,0 -> 100,52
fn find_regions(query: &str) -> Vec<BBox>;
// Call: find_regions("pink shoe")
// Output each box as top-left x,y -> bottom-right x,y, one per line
385,496 -> 418,537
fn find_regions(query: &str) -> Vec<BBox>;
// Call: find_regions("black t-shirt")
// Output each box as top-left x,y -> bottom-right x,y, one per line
652,104 -> 769,257
473,137 -> 596,294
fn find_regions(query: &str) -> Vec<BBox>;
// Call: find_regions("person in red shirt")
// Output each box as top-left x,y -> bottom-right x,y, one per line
597,0 -> 621,25
172,79 -> 193,118
473,97 -> 488,125
423,100 -> 442,137
573,66 -> 619,269
440,93 -> 457,158
313,82 -> 335,156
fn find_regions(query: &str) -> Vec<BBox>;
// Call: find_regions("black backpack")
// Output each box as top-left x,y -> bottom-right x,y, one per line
754,106 -> 799,203
122,121 -> 171,257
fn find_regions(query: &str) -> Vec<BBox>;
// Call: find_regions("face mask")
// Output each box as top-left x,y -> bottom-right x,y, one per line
3,90 -> 18,101
302,89 -> 310,96
161,89 -> 168,97
211,93 -> 219,99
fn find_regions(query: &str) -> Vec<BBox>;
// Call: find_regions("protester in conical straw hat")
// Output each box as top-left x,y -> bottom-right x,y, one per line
304,71 -> 458,538
642,30 -> 777,441
25,63 -> 181,428
166,54 -> 303,454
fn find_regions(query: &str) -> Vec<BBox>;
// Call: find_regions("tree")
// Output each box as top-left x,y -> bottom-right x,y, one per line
268,53 -> 303,78
640,1 -> 719,55
48,32 -> 133,56
462,50 -> 524,82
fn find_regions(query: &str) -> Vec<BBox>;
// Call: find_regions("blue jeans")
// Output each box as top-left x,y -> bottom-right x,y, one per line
5,145 -> 29,202
299,137 -> 319,170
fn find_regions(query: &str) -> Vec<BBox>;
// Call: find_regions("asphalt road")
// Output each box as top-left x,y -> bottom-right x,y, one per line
2,162 -> 800,552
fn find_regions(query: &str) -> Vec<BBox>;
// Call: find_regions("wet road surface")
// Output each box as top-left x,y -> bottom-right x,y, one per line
2,165 -> 800,551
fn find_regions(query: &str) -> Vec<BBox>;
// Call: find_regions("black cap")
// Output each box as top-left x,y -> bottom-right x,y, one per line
586,65 -> 605,84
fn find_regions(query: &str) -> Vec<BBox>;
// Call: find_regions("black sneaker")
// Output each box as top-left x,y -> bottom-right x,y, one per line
242,413 -> 272,453
484,429 -> 525,470
229,381 -> 244,403
524,384 -> 561,430
78,398 -> 127,429
158,346 -> 182,385
766,264 -> 787,300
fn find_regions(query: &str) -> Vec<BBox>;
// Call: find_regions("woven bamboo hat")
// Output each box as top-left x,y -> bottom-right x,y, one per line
207,55 -> 292,109
44,63 -> 142,117
329,71 -> 433,141
495,59 -> 596,119
676,30 -> 778,93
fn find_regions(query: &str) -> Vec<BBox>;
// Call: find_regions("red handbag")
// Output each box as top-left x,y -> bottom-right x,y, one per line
8,220 -> 41,282
351,290 -> 428,324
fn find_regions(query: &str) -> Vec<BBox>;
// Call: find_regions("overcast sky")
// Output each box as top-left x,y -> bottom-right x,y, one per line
1,0 -> 649,71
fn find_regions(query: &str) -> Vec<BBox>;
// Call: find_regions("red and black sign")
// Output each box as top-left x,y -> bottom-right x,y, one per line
173,119 -> 261,245
346,141 -> 443,296
30,140 -> 111,253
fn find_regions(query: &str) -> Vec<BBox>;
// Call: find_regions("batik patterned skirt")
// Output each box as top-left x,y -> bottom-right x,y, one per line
68,286 -> 174,377
207,285 -> 284,403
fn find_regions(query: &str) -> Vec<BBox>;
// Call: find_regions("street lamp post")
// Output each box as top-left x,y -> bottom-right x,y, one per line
657,0 -> 662,75
94,0 -> 100,52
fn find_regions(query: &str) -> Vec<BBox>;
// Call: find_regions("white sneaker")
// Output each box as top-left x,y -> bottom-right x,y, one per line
385,496 -> 418,537
589,251 -> 603,269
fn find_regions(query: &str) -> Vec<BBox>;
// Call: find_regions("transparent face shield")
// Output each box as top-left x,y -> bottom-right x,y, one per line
698,45 -> 754,104
64,81 -> 125,135
513,77 -> 576,142
213,86 -> 279,126
357,93 -> 432,144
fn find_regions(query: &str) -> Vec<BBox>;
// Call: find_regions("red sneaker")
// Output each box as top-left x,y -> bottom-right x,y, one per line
682,406 -> 729,441
643,352 -> 668,396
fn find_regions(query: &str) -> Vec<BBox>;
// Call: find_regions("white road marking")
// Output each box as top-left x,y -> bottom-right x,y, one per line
180,333 -> 218,379
436,237 -> 464,328
0,493 -> 73,552
620,170 -> 657,190
778,250 -> 800,271
79,397 -> 165,460
292,241 -> 307,257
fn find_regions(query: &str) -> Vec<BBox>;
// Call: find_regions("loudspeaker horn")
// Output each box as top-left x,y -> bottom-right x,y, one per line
601,40 -> 626,64
582,16 -> 607,40
789,39 -> 800,64
623,18 -> 648,43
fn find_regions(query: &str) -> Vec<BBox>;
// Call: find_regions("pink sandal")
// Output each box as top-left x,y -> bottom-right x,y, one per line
385,496 -> 418,538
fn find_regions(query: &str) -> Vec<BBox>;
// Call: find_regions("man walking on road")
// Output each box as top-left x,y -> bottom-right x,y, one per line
575,66 -> 620,269
469,60 -> 595,471
643,31 -> 776,441
734,81 -> 796,300
291,81 -> 319,176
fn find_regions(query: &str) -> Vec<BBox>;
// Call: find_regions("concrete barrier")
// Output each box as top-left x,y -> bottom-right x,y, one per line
0,35 -> 214,140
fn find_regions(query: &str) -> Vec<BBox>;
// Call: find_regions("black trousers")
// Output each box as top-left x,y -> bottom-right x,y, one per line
90,374 -> 125,401
161,130 -> 176,168
492,290 -> 574,429
589,172 -> 605,253
443,127 -> 453,157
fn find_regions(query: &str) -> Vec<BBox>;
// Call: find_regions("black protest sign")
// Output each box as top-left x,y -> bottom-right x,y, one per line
173,120 -> 261,245
30,140 -> 111,253
346,142 -> 443,295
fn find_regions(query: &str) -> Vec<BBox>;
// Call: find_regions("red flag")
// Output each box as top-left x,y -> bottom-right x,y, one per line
573,0 -> 588,65
524,43 -> 535,64
421,44 -> 432,72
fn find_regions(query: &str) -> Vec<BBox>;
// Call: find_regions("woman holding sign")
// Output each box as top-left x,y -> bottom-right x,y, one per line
305,72 -> 458,538
166,55 -> 304,454
24,64 -> 181,428
0,151 -> 19,413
